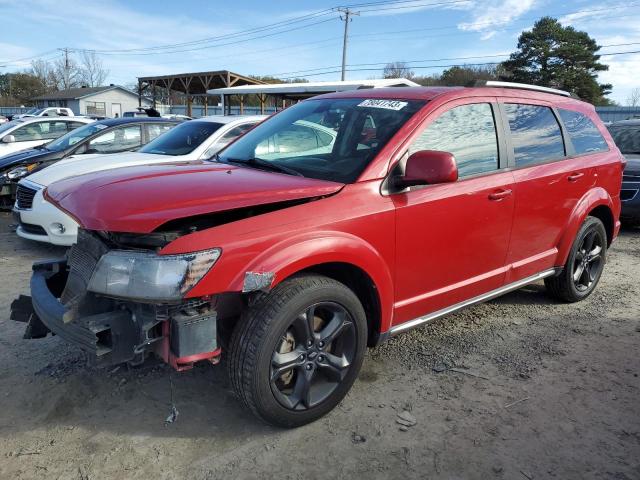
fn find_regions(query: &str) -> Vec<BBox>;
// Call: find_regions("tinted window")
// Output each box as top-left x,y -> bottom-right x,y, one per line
140,120 -> 223,156
203,123 -> 257,158
504,104 -> 565,167
607,125 -> 640,154
45,123 -> 108,152
409,103 -> 499,177
558,109 -> 608,154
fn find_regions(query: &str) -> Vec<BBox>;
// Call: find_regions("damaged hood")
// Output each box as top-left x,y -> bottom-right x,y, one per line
46,161 -> 344,233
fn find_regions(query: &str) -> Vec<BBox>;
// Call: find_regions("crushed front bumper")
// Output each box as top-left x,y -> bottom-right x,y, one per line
12,259 -> 220,370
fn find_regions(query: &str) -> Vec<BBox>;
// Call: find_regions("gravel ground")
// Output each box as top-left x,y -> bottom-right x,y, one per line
0,211 -> 639,480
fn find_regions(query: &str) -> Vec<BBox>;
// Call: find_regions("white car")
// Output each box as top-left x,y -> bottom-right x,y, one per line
14,115 -> 266,246
13,107 -> 75,119
0,117 -> 93,157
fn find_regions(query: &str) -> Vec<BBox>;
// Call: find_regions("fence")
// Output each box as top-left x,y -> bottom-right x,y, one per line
156,105 -> 278,117
0,107 -> 33,116
595,106 -> 640,123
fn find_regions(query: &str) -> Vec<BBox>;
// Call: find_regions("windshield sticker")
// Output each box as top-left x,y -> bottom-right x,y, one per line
94,124 -> 108,130
357,99 -> 408,110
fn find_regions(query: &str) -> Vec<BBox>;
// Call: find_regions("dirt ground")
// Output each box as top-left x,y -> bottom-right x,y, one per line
0,211 -> 639,480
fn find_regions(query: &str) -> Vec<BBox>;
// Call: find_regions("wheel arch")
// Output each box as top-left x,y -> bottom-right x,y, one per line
229,232 -> 394,345
557,187 -> 615,265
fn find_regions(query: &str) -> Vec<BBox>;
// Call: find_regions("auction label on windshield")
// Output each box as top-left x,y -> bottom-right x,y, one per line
358,99 -> 408,110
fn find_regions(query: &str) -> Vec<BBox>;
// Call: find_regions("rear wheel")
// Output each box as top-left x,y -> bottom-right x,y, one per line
545,216 -> 607,302
228,274 -> 367,427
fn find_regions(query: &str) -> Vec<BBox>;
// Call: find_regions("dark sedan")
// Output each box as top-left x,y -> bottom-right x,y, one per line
0,117 -> 180,208
608,120 -> 640,227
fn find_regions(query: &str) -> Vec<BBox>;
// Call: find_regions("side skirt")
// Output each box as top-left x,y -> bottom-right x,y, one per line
387,267 -> 561,337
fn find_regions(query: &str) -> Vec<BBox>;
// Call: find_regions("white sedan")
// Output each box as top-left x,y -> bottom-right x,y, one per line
0,117 -> 94,157
13,115 -> 266,246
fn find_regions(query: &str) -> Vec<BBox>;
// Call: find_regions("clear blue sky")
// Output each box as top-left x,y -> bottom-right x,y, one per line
0,0 -> 638,103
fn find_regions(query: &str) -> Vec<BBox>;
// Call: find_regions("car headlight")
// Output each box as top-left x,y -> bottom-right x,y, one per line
7,163 -> 38,180
87,248 -> 221,301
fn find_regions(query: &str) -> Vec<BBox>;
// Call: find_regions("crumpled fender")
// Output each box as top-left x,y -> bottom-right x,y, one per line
229,231 -> 395,334
556,186 -> 616,265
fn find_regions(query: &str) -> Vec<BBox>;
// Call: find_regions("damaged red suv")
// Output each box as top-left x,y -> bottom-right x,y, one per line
12,82 -> 623,427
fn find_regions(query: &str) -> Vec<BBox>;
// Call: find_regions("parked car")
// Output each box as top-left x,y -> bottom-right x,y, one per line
123,107 -> 162,118
13,107 -> 75,119
607,120 -> 640,226
0,115 -> 8,124
13,115 -> 265,245
0,117 -> 94,207
11,83 -> 623,427
0,117 -> 179,209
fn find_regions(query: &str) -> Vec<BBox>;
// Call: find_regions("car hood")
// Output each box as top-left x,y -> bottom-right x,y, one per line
623,153 -> 640,175
46,161 -> 345,233
26,152 -> 172,187
0,148 -> 57,171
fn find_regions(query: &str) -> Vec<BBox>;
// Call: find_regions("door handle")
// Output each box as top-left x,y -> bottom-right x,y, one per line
488,189 -> 513,201
568,172 -> 585,182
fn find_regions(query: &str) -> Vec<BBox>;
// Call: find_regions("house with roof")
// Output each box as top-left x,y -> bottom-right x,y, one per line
32,85 -> 151,118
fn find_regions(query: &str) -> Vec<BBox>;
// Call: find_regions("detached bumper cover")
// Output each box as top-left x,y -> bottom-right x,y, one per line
29,259 -> 137,364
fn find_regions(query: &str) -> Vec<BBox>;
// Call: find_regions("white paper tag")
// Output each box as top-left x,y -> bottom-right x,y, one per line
357,99 -> 408,110
94,124 -> 108,130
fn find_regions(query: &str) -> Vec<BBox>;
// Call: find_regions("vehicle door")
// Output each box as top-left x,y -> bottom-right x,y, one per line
201,122 -> 258,158
392,99 -> 515,325
5,120 -> 67,153
79,125 -> 143,154
499,101 -> 596,282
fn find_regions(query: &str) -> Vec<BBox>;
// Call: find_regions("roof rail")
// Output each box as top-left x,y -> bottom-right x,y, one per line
478,80 -> 572,97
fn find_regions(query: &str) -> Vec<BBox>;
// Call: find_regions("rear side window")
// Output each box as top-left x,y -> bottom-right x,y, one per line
504,104 -> 565,167
409,103 -> 499,177
558,109 -> 608,154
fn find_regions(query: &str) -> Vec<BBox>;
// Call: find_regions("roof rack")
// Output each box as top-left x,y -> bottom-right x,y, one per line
478,80 -> 572,97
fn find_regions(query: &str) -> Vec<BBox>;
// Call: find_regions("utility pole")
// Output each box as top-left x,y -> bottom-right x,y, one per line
337,7 -> 359,81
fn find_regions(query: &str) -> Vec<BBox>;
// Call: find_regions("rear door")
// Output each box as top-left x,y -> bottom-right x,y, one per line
500,101 -> 594,282
392,99 -> 516,325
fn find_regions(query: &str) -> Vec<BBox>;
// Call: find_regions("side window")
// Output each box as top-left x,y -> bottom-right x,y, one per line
558,109 -> 608,154
409,103 -> 499,177
202,123 -> 255,158
67,121 -> 88,131
255,123 -> 336,157
504,104 -> 565,167
12,124 -> 44,142
87,125 -> 142,153
147,123 -> 174,142
40,121 -> 71,140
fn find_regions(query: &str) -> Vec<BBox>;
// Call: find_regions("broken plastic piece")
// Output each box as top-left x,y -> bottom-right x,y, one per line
243,271 -> 275,292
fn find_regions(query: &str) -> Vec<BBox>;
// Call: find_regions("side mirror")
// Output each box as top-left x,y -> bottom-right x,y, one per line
395,150 -> 458,188
2,134 -> 16,144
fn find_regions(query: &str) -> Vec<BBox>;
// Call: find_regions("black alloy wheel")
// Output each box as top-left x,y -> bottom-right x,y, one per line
270,302 -> 357,411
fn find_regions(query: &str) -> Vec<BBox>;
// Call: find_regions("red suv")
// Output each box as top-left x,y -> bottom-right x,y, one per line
13,82 -> 623,427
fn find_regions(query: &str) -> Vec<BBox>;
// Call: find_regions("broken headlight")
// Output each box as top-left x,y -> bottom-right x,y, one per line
87,248 -> 221,302
6,163 -> 38,181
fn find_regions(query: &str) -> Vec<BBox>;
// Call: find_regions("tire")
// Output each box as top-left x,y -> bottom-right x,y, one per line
545,216 -> 607,302
228,274 -> 367,427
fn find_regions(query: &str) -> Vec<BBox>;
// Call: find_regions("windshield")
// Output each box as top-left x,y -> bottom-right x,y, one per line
0,119 -> 23,135
25,108 -> 41,114
217,98 -> 425,183
44,122 -> 107,152
608,125 -> 640,154
139,120 -> 224,156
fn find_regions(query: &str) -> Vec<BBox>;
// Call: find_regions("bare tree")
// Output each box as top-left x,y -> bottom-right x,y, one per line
30,59 -> 58,92
79,51 -> 109,87
53,51 -> 81,90
626,88 -> 640,107
383,61 -> 414,79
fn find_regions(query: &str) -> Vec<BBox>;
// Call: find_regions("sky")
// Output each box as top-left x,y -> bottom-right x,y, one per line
0,0 -> 638,104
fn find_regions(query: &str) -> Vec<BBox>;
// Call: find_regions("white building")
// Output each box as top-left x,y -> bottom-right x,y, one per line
32,85 -> 151,118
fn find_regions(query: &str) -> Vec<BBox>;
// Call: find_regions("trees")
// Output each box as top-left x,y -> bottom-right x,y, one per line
501,17 -> 611,104
79,51 -> 109,87
626,88 -> 640,107
0,73 -> 48,105
383,62 -> 414,79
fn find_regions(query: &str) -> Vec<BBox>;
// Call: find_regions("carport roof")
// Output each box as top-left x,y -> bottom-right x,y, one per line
137,70 -> 265,96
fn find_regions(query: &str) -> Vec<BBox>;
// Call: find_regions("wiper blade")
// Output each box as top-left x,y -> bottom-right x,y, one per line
221,157 -> 303,177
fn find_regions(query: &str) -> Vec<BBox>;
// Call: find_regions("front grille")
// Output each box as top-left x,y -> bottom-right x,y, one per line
61,229 -> 111,305
16,184 -> 37,209
621,189 -> 638,201
19,222 -> 47,236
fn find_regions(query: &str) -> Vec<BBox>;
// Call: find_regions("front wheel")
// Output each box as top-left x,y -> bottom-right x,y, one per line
228,274 -> 367,427
545,216 -> 607,302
